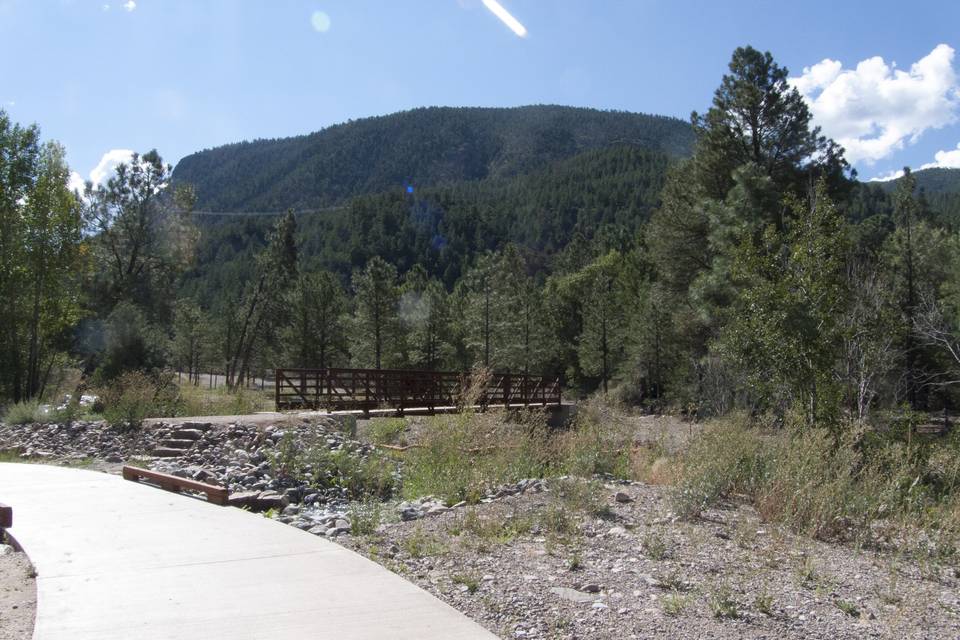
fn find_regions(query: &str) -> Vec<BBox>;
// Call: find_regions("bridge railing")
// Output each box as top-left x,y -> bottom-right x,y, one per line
274,367 -> 561,412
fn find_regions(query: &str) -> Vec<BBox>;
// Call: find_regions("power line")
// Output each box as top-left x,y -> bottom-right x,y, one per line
188,205 -> 346,217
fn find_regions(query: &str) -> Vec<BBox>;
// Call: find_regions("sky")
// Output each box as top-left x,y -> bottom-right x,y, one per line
2,0 -> 959,189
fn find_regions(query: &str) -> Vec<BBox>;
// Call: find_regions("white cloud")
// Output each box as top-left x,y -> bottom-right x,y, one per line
921,142 -> 960,169
867,168 -> 905,182
122,0 -> 135,11
68,171 -> 86,194
791,44 -> 960,165
101,3 -> 110,11
88,149 -> 135,186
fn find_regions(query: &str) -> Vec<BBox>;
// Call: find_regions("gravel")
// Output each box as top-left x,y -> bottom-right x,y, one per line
0,546 -> 35,640
340,482 -> 960,640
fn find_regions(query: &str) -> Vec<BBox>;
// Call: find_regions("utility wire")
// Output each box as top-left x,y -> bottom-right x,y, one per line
188,205 -> 346,217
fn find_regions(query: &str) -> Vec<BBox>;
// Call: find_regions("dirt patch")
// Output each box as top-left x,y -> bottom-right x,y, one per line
0,546 -> 36,640
341,481 -> 960,640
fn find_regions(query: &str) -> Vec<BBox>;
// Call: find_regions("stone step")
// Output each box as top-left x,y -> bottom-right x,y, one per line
152,447 -> 186,458
179,421 -> 213,431
172,429 -> 205,441
160,438 -> 195,450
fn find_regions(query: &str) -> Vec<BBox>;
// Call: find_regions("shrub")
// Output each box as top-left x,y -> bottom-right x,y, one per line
553,396 -> 633,479
452,573 -> 480,593
3,400 -> 42,425
402,526 -> 447,558
98,370 -> 181,430
349,501 -> 382,536
671,414 -> 769,519
177,384 -> 271,417
662,592 -> 690,616
671,414 -> 960,554
367,418 -> 407,446
641,532 -> 669,560
708,584 -> 740,619
401,410 -> 546,504
96,303 -> 169,380
306,445 -> 397,500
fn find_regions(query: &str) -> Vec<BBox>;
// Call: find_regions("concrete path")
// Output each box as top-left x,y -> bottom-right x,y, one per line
0,463 -> 496,640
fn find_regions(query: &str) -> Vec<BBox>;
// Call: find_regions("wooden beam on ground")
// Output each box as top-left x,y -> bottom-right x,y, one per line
122,466 -> 229,506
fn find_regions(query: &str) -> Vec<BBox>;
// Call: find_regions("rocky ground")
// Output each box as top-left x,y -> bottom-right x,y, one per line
342,481 -> 960,639
2,417 -> 958,639
0,544 -> 35,640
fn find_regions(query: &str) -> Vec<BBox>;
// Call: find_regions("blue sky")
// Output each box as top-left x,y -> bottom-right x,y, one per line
2,0 -> 959,186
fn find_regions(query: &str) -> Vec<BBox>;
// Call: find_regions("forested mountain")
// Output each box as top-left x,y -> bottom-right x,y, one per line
854,168 -> 960,231
876,167 -> 960,195
179,144 -> 673,301
172,105 -> 694,212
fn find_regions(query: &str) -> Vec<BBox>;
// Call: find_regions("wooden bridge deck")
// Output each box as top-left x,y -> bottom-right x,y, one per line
275,368 -> 561,413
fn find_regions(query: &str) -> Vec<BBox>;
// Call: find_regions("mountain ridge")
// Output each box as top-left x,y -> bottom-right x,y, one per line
171,105 -> 695,213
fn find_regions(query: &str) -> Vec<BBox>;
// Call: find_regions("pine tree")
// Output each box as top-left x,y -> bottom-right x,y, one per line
352,257 -> 401,370
284,271 -> 348,369
226,211 -> 298,387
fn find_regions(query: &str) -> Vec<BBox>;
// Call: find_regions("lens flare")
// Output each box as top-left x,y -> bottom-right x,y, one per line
311,10 -> 331,33
481,0 -> 527,38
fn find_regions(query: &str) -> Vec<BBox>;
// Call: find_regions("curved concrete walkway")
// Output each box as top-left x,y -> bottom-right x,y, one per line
0,463 -> 495,640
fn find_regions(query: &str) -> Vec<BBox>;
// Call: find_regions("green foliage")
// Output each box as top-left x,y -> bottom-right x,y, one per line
448,508 -> 533,545
352,257 -> 402,369
661,592 -> 691,616
691,45 -> 849,200
173,105 -> 693,214
176,384 -> 270,417
98,370 -> 181,430
708,584 -> 740,619
85,149 -> 196,322
718,181 -> 849,425
97,302 -> 170,379
0,111 -> 84,402
673,416 -> 960,553
834,599 -> 860,618
172,300 -> 209,383
401,526 -> 448,558
224,212 -> 298,388
452,573 -> 480,594
3,400 -> 42,425
283,271 -> 348,369
307,446 -> 397,500
400,410 -> 546,504
641,532 -> 670,560
366,418 -> 407,446
348,501 -> 382,536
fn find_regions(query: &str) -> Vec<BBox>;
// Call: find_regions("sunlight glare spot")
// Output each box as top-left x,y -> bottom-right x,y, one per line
311,10 -> 331,33
481,0 -> 528,38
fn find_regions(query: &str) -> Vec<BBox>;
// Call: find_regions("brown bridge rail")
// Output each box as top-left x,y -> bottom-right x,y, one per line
275,368 -> 561,413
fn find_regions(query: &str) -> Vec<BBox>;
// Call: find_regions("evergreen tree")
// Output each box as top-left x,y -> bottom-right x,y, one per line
352,256 -> 401,369
461,254 -> 500,368
172,300 -> 208,384
225,211 -> 297,387
573,251 -> 629,394
691,45 -> 849,201
84,150 -> 196,323
402,274 -> 450,370
283,271 -> 348,369
719,181 -> 849,425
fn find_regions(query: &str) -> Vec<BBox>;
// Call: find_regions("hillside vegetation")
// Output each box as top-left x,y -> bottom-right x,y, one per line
172,105 -> 694,213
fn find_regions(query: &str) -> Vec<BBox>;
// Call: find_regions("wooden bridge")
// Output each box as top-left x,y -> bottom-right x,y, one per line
274,368 -> 561,413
